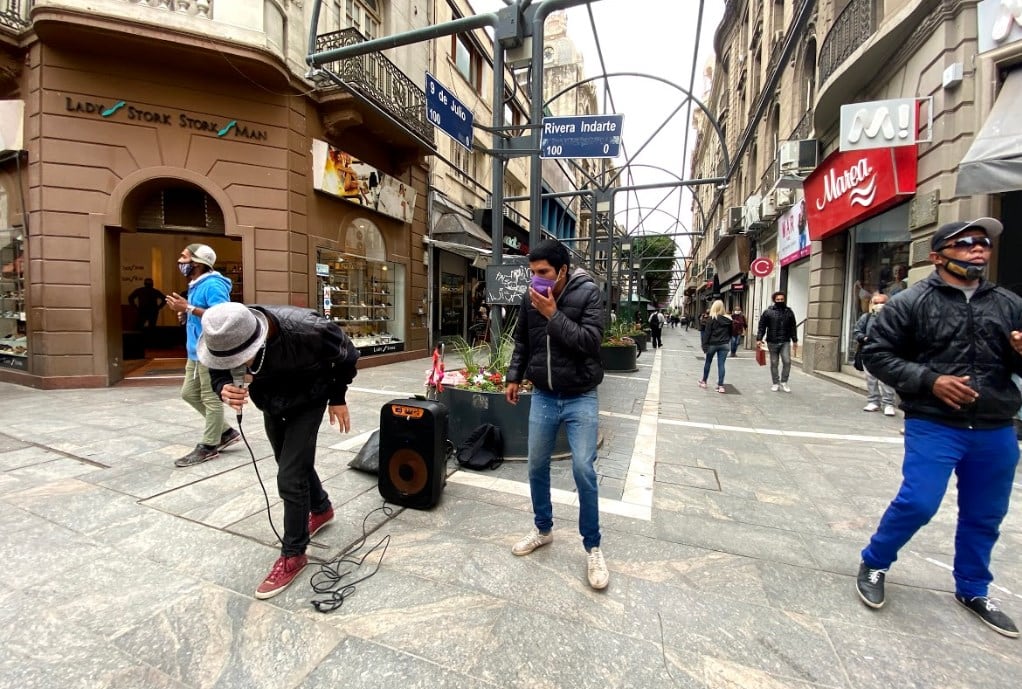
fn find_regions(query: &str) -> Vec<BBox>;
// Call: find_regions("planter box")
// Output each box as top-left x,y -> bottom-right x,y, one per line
439,387 -> 569,459
600,344 -> 638,372
630,333 -> 647,352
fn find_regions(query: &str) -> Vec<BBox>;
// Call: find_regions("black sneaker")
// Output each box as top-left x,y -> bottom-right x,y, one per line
955,594 -> 1020,638
856,561 -> 887,608
174,444 -> 219,468
217,428 -> 241,451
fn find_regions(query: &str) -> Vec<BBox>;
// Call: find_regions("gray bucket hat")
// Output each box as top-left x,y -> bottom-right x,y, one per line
196,303 -> 268,370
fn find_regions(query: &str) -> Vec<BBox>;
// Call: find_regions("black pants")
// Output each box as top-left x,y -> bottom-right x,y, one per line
263,402 -> 332,556
650,328 -> 663,348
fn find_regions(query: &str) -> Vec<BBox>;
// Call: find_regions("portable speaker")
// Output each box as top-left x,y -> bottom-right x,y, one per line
378,398 -> 449,509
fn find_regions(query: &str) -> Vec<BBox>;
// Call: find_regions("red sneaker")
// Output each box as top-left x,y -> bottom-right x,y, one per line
254,554 -> 308,600
308,506 -> 335,538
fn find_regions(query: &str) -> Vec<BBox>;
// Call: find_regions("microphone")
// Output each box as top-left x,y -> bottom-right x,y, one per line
231,366 -> 248,422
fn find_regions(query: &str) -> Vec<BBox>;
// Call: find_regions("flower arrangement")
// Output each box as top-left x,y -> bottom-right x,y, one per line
425,317 -> 532,394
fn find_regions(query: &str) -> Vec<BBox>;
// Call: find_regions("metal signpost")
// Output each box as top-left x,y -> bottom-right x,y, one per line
540,114 -> 623,159
425,72 -> 474,151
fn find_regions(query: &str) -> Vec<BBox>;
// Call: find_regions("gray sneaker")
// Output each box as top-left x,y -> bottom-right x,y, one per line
511,528 -> 552,556
174,444 -> 219,468
217,428 -> 242,451
587,547 -> 609,590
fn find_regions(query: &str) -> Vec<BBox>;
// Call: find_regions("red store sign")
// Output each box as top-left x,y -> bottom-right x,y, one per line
804,145 -> 917,241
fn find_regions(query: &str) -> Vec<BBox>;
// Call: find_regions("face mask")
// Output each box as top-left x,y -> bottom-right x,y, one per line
179,262 -> 194,278
941,255 -> 987,281
774,300 -> 786,308
733,311 -> 741,315
871,303 -> 885,313
530,274 -> 557,295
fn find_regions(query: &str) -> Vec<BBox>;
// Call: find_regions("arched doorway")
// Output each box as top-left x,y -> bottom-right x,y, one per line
114,180 -> 241,382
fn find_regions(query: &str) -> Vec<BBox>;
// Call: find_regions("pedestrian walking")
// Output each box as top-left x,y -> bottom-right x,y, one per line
729,306 -> 747,357
699,299 -> 732,393
165,244 -> 240,467
755,291 -> 798,392
648,309 -> 665,348
201,301 -> 360,599
853,294 -> 896,416
505,239 -> 609,590
856,217 -> 1022,638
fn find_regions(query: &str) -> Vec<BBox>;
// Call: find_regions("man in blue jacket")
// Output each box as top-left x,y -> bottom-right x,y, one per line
857,217 -> 1022,638
165,244 -> 239,467
505,239 -> 608,590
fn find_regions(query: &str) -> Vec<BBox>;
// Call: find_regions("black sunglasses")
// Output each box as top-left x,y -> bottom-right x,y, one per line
940,236 -> 992,250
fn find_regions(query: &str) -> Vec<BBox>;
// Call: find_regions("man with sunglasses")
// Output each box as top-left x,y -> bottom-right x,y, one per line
855,217 -> 1022,638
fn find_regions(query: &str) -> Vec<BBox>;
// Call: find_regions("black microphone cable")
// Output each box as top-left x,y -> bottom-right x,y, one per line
310,503 -> 394,613
233,383 -> 284,546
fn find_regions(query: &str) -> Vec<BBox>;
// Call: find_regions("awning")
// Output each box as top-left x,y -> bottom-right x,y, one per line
433,212 -> 492,250
424,237 -> 489,261
955,68 -> 1022,195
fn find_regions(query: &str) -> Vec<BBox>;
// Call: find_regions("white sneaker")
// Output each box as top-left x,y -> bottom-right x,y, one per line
511,527 -> 552,556
863,403 -> 880,412
586,547 -> 609,590
781,383 -> 791,393
883,405 -> 896,417
770,384 -> 780,392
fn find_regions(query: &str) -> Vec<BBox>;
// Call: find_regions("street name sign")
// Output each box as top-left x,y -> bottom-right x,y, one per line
540,114 -> 623,159
425,72 -> 473,151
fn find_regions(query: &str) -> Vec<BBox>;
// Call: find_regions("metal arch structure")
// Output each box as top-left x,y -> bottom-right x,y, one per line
304,0 -> 733,337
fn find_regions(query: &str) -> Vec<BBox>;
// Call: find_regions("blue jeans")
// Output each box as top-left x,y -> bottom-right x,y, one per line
768,342 -> 791,384
702,344 -> 729,386
862,418 -> 1019,597
730,334 -> 742,356
527,389 -> 601,551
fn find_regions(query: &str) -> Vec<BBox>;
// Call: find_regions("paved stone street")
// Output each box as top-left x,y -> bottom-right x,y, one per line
1,325 -> 1020,688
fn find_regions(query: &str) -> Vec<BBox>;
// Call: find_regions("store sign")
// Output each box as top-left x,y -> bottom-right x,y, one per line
804,145 -> 917,241
311,139 -> 417,224
978,0 -> 1022,53
63,97 -> 269,140
840,98 -> 930,152
713,236 -> 750,285
777,198 -> 810,267
750,256 -> 774,278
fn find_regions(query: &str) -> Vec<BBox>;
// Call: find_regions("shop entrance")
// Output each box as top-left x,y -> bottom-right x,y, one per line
116,183 -> 240,382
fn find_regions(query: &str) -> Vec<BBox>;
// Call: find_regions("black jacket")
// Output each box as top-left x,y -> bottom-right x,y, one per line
862,271 -> 1022,428
507,268 -> 604,394
210,306 -> 359,416
701,315 -> 732,350
756,304 -> 798,344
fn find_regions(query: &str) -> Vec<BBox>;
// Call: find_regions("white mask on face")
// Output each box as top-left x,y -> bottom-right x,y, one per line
871,303 -> 885,313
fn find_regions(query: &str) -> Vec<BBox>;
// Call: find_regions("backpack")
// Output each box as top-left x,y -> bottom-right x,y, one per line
456,423 -> 504,470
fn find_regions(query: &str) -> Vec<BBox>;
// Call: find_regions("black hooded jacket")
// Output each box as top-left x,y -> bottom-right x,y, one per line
756,303 -> 798,344
861,271 -> 1022,428
506,268 -> 605,394
209,306 -> 359,416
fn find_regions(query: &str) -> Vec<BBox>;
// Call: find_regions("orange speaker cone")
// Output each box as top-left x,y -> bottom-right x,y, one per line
388,448 -> 428,495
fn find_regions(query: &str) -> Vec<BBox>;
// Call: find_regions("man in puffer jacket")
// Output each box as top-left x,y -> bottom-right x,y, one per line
856,217 -> 1022,638
202,302 -> 359,600
505,239 -> 608,590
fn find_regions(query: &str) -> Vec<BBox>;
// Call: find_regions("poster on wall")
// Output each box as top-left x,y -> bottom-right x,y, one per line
778,197 -> 810,267
311,139 -> 416,224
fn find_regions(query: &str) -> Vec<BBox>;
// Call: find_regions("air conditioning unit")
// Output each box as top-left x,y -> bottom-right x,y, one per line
744,195 -> 762,229
760,193 -> 779,221
774,186 -> 794,210
778,139 -> 819,174
726,206 -> 744,233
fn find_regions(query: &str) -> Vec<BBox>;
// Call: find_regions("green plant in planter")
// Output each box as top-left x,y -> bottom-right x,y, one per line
428,317 -> 532,393
602,320 -> 636,347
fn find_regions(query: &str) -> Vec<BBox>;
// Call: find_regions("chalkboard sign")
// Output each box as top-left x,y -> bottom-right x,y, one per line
486,261 -> 530,305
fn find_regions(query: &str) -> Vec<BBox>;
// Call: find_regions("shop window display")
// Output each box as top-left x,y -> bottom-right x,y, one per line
0,227 -> 26,370
317,248 -> 405,356
846,236 -> 910,362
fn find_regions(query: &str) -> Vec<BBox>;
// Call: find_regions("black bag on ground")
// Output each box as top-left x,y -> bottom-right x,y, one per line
347,429 -> 381,474
456,423 -> 504,470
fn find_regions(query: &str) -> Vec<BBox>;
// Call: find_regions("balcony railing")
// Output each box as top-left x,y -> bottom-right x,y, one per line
128,0 -> 212,17
789,107 -> 814,141
819,0 -> 878,86
315,28 -> 434,146
0,0 -> 29,30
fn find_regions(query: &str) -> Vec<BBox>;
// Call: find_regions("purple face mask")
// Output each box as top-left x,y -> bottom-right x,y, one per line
530,274 -> 557,295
